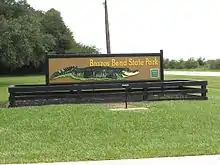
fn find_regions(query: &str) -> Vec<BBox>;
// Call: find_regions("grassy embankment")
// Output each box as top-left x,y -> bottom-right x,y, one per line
0,75 -> 220,164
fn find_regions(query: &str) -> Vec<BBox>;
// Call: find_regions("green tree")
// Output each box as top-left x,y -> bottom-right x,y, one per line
197,57 -> 206,67
0,14 -> 55,68
0,0 -> 33,19
163,58 -> 169,69
41,8 -> 99,54
168,60 -> 178,69
184,58 -> 199,69
0,0 -> 99,73
176,59 -> 185,69
41,9 -> 74,53
208,59 -> 220,69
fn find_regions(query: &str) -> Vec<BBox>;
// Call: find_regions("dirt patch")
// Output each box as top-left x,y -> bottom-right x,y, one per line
104,102 -> 138,109
104,102 -> 148,111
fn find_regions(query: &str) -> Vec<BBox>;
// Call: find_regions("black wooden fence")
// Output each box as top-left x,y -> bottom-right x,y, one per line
8,80 -> 208,107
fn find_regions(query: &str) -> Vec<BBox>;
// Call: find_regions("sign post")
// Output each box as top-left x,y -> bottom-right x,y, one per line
122,84 -> 129,109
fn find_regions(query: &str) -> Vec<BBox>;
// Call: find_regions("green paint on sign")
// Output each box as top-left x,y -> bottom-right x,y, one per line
150,69 -> 159,78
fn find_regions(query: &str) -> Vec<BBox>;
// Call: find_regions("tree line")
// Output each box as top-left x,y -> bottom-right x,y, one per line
164,57 -> 220,70
1,0 -> 219,75
0,0 -> 99,74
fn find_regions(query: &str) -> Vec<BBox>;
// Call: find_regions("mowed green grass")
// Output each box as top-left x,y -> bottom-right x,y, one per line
0,75 -> 45,102
0,75 -> 220,164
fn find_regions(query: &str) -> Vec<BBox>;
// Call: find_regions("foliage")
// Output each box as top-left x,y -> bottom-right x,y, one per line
184,58 -> 199,69
0,0 -> 99,73
164,57 -> 220,70
207,59 -> 220,69
197,57 -> 206,66
0,14 -> 56,69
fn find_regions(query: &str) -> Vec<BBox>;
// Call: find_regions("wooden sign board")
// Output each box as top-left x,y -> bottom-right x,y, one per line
46,50 -> 164,85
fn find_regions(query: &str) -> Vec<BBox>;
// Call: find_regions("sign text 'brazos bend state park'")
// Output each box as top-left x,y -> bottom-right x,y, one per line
46,53 -> 162,85
89,57 -> 159,67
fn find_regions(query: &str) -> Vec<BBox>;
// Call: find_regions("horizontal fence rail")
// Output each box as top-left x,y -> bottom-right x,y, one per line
8,80 -> 208,107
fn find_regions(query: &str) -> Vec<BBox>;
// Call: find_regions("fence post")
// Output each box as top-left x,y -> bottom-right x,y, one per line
122,84 -> 130,109
201,83 -> 207,97
143,86 -> 148,101
9,93 -> 15,107
8,85 -> 15,107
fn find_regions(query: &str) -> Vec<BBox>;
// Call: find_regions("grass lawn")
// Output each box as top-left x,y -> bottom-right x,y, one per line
0,75 -> 220,164
0,75 -> 44,102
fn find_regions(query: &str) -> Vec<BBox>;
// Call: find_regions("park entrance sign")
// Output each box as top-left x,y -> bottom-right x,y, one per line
8,49 -> 208,108
46,51 -> 164,85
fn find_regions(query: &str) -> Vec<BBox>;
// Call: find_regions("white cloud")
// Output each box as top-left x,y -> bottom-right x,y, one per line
27,0 -> 220,60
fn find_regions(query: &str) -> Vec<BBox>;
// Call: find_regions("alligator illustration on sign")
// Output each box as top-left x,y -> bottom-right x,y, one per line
50,66 -> 140,81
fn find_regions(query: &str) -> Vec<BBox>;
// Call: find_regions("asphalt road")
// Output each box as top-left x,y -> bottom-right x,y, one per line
165,71 -> 220,77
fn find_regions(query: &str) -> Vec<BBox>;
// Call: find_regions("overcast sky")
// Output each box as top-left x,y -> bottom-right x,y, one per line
27,0 -> 220,60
